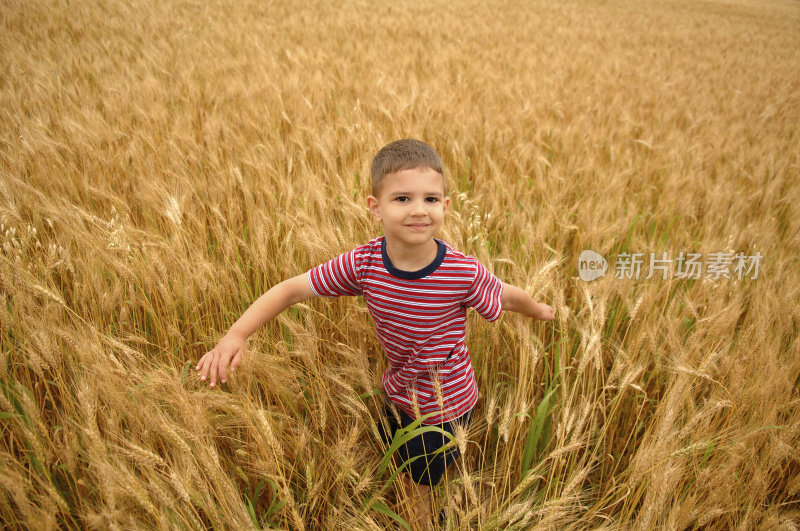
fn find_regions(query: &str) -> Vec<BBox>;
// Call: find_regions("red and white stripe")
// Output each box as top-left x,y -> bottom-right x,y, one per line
307,236 -> 503,424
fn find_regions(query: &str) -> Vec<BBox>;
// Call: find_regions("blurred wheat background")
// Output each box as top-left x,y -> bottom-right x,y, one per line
1,0 -> 799,528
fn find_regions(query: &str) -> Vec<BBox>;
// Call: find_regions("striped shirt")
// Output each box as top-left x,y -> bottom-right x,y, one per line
307,236 -> 504,425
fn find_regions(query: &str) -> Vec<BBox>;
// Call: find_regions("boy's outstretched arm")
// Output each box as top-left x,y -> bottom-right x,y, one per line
196,273 -> 317,388
501,283 -> 555,320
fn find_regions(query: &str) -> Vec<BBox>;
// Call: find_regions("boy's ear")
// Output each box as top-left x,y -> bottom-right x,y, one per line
366,195 -> 382,222
443,196 -> 451,213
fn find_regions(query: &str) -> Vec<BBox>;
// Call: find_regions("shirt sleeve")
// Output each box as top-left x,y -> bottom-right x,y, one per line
307,248 -> 362,297
462,259 -> 504,321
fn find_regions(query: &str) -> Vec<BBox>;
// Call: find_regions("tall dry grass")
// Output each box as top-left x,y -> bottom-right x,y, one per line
1,0 -> 799,528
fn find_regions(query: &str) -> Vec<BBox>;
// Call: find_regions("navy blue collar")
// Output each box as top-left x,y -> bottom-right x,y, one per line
381,238 -> 446,279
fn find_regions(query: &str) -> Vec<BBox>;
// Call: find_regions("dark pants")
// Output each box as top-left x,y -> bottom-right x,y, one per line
377,402 -> 473,487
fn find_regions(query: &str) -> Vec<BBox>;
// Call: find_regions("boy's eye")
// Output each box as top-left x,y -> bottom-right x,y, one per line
393,196 -> 440,203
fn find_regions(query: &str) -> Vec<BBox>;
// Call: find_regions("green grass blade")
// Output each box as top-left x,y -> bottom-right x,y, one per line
369,500 -> 410,530
520,387 -> 557,478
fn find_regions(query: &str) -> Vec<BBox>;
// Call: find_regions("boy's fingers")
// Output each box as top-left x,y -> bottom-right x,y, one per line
218,351 -> 231,383
222,348 -> 241,383
216,350 -> 237,385
196,353 -> 208,380
209,352 -> 221,387
198,342 -> 243,387
201,351 -> 215,381
196,352 -> 209,377
230,349 -> 244,372
196,351 -> 209,371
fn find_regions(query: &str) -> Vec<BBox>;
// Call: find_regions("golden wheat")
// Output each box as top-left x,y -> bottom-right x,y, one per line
1,0 -> 798,528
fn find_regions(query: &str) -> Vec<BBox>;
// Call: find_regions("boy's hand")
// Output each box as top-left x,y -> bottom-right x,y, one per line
533,302 -> 555,321
501,283 -> 556,321
196,332 -> 246,388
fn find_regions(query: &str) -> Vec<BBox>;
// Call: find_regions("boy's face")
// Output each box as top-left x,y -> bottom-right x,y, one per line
367,167 -> 450,248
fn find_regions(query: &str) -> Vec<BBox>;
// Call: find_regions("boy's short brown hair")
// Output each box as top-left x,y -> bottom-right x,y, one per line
370,139 -> 445,196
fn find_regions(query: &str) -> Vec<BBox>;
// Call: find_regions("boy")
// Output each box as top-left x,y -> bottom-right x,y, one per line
196,139 -> 555,529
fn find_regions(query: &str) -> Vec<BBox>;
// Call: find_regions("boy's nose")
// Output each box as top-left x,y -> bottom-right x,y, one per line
410,203 -> 427,215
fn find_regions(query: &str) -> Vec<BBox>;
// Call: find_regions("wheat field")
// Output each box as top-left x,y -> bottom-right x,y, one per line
1,0 -> 799,528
